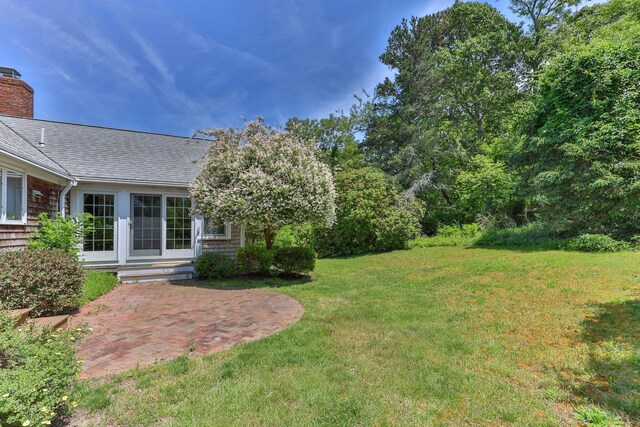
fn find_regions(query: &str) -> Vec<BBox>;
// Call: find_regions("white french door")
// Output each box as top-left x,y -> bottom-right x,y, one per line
128,193 -> 194,259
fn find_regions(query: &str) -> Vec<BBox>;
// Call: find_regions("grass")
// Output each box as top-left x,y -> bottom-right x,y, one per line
75,247 -> 640,426
77,271 -> 119,306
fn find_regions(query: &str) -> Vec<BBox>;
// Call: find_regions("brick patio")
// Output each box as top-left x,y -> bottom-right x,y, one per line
70,281 -> 304,379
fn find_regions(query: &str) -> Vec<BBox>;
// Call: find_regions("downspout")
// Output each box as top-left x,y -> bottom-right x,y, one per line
59,180 -> 77,217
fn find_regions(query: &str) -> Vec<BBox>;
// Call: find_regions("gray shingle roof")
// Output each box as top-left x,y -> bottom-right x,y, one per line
0,115 -> 210,186
0,119 -> 70,177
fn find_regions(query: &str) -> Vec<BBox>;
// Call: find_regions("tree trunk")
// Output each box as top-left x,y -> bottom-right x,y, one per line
264,227 -> 275,250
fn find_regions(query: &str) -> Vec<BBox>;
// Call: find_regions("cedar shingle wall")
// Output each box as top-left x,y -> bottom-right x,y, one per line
0,175 -> 61,250
202,223 -> 242,258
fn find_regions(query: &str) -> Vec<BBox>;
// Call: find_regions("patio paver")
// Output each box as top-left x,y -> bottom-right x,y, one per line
69,281 -> 304,379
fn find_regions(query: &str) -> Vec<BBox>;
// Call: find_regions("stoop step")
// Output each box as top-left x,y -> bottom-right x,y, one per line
117,262 -> 194,283
27,315 -> 70,330
9,308 -> 32,326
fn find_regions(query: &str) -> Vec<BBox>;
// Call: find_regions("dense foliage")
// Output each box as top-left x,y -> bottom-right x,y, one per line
516,37 -> 640,237
362,1 -> 525,232
28,212 -> 94,257
191,119 -> 336,249
567,234 -> 631,252
0,311 -> 82,427
273,247 -> 316,274
195,252 -> 236,279
0,249 -> 84,316
282,0 -> 640,246
237,246 -> 274,275
315,167 -> 421,257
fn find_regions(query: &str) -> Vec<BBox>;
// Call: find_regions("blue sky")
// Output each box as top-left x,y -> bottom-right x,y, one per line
1,0 -> 516,136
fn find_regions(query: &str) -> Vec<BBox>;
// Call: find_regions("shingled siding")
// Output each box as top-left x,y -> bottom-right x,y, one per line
0,175 -> 61,250
202,223 -> 243,258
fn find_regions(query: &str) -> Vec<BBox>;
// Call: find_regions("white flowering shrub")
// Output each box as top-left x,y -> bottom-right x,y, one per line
191,118 -> 336,248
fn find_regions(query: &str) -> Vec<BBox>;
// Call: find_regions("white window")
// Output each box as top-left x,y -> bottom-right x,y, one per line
0,167 -> 26,224
203,218 -> 230,239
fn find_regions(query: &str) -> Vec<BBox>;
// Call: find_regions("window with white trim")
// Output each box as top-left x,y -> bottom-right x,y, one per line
0,167 -> 26,224
203,218 -> 230,239
83,193 -> 116,252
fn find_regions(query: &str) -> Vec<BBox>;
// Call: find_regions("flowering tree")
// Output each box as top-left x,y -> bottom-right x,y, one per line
190,118 -> 336,249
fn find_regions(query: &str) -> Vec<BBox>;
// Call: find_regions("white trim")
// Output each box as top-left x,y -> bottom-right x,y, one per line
78,190 -> 118,263
129,192 -> 164,258
163,194 -> 195,258
202,218 -> 231,240
0,148 -> 71,180
75,177 -> 191,187
0,166 -> 27,225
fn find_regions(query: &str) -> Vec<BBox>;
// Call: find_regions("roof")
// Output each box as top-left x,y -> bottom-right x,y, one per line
0,120 -> 70,178
0,115 -> 211,187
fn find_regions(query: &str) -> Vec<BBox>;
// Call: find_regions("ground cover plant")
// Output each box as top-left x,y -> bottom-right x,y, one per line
77,271 -> 119,306
0,311 -> 83,426
74,247 -> 640,425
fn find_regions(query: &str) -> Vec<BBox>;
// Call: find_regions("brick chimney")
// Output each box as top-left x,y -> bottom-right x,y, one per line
0,67 -> 34,118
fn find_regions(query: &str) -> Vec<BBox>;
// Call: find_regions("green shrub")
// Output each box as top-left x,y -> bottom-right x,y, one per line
410,223 -> 484,248
0,249 -> 84,316
0,311 -> 83,427
567,234 -> 630,252
78,271 -> 119,306
237,246 -> 274,275
273,224 -> 316,250
315,167 -> 422,257
474,222 -> 567,249
516,37 -> 640,238
273,247 -> 316,274
195,252 -> 236,279
28,212 -> 94,257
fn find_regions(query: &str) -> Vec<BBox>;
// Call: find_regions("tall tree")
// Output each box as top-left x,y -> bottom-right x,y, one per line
363,2 -> 524,231
285,111 -> 363,171
509,0 -> 581,73
515,28 -> 640,236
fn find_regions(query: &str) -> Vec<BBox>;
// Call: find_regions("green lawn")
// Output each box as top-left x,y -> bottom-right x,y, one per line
75,247 -> 640,426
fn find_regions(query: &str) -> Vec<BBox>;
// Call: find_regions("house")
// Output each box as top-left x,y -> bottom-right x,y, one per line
0,67 -> 244,281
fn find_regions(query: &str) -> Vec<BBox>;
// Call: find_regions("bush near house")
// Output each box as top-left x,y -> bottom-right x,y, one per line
237,246 -> 275,276
28,212 -> 94,257
237,245 -> 316,276
195,253 -> 236,279
0,249 -> 84,316
273,247 -> 316,274
0,311 -> 83,427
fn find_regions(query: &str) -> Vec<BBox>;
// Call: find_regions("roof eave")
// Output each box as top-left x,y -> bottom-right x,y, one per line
0,147 -> 73,180
75,176 -> 193,188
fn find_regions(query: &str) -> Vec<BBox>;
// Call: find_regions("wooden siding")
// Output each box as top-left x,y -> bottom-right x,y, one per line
0,175 -> 61,250
202,223 -> 243,258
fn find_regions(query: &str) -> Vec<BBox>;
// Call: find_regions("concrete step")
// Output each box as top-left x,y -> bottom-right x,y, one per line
119,271 -> 193,283
118,261 -> 194,271
28,314 -> 69,330
9,308 -> 32,326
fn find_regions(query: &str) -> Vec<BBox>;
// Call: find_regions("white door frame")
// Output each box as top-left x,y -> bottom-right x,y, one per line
77,190 -> 118,262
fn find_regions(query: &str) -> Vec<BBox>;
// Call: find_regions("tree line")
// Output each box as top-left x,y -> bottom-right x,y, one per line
287,0 -> 640,241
